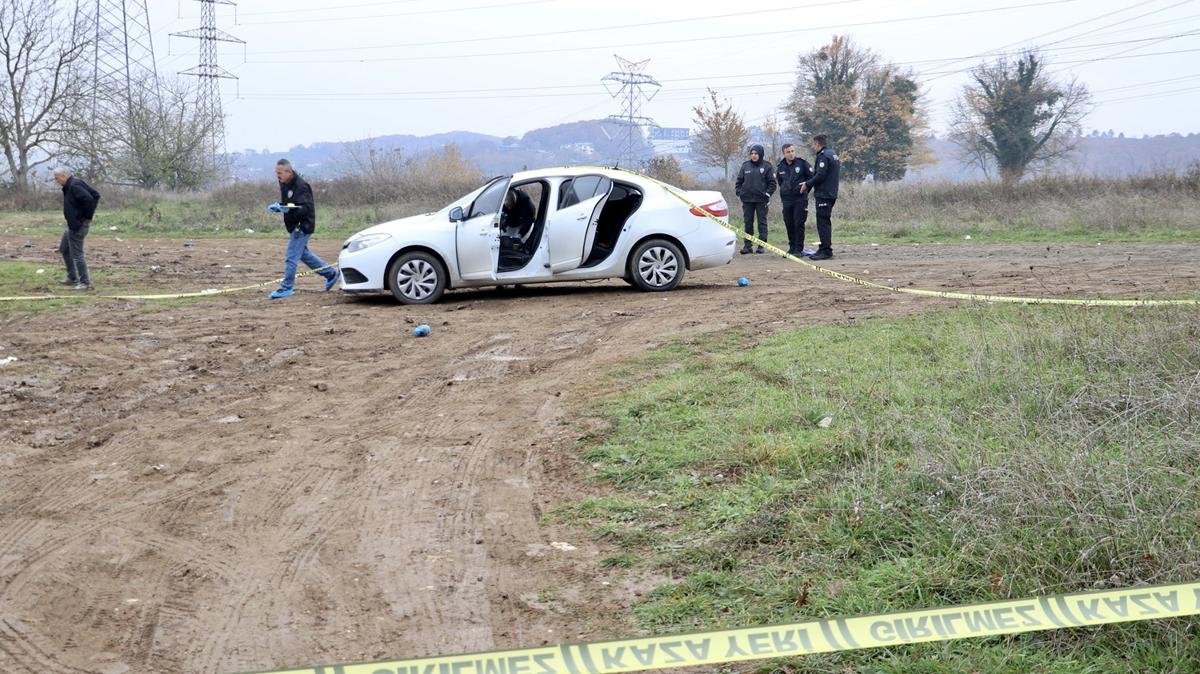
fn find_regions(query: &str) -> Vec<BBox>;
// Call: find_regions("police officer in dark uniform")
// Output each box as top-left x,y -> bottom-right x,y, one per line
734,144 -> 776,254
800,134 -> 840,261
775,143 -> 813,256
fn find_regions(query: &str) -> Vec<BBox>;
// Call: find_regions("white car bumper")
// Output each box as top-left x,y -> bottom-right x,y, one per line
338,238 -> 399,291
688,224 -> 737,270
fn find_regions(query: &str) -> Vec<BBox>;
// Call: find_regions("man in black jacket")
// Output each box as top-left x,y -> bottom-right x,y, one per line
267,159 -> 340,299
734,144 -> 776,254
800,135 -> 840,261
776,143 -> 813,256
53,167 -> 100,291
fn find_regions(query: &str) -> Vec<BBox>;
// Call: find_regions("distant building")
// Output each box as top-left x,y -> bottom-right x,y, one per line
650,127 -> 689,141
561,142 -> 597,156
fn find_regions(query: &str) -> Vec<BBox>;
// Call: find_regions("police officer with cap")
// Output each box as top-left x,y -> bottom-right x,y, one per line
776,143 -> 813,256
799,134 -> 839,260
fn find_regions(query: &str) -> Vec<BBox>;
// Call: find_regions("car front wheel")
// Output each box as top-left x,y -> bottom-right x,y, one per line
628,239 -> 685,292
387,251 -> 447,304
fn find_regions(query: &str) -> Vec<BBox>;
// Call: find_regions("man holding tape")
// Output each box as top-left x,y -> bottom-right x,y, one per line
800,135 -> 840,261
267,159 -> 340,300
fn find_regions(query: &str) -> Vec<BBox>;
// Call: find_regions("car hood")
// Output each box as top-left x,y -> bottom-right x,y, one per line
353,211 -> 443,238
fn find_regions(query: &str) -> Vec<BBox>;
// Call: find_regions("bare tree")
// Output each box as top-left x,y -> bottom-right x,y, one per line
691,88 -> 748,181
68,75 -> 216,189
950,50 -> 1091,185
760,112 -> 785,162
0,0 -> 90,195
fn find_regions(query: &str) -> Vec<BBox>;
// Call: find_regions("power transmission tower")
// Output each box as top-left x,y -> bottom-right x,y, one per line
171,0 -> 244,180
89,0 -> 160,180
601,55 -> 661,167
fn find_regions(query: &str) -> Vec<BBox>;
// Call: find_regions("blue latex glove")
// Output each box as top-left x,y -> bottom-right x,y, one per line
267,202 -> 284,213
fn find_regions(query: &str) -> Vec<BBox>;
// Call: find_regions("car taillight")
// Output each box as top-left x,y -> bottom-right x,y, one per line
690,201 -> 728,218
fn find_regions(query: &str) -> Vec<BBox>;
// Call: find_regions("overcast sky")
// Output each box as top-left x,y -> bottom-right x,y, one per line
145,0 -> 1200,154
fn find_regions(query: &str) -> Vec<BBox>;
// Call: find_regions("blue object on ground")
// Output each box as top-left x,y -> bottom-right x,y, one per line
737,277 -> 751,287
268,288 -> 294,299
413,324 -> 431,337
324,268 -> 341,291
801,246 -> 816,256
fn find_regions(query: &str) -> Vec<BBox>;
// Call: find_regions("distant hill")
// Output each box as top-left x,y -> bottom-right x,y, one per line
228,124 -> 1200,184
907,133 -> 1200,182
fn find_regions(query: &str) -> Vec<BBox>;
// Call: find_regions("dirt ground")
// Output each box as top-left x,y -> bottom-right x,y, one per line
1,235 -> 1197,674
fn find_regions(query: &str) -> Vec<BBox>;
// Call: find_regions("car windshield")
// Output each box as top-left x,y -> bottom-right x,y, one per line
445,176 -> 510,213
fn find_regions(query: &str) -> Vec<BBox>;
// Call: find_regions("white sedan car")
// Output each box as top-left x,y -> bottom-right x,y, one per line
337,167 -> 736,304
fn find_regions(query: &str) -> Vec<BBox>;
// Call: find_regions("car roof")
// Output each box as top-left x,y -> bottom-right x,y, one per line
509,165 -> 649,184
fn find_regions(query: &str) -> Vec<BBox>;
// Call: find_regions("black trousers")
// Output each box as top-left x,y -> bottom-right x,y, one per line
741,201 -> 768,246
59,222 -> 90,285
781,200 -> 808,252
814,198 -> 836,254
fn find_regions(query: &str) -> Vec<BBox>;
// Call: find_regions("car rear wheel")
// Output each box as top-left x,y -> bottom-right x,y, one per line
627,239 -> 685,292
387,251 -> 447,304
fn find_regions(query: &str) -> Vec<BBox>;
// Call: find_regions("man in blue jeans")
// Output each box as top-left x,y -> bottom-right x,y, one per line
268,158 -> 339,299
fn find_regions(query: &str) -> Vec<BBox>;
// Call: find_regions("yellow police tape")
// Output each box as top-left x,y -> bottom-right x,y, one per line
0,264 -> 333,302
626,168 -> 1200,308
240,581 -> 1200,674
4,170 -> 1198,307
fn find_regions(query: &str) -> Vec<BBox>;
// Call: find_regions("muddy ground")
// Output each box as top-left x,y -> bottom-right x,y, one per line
1,236 -> 1197,674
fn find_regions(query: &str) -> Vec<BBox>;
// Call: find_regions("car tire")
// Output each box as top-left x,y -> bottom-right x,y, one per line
627,238 -> 685,292
387,250 -> 447,304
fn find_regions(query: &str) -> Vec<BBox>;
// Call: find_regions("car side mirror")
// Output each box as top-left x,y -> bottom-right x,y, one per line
449,206 -> 464,222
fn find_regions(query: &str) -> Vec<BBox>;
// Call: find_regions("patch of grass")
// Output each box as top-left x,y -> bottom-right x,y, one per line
567,304 -> 1200,671
0,203 -> 382,242
0,260 -> 166,316
715,174 -> 1200,244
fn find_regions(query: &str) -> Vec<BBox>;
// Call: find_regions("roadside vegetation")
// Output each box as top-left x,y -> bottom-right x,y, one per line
4,170 -> 1199,245
556,305 -> 1200,672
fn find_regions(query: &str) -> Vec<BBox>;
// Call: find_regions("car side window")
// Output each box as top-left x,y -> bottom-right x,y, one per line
558,175 -> 610,210
468,179 -> 509,219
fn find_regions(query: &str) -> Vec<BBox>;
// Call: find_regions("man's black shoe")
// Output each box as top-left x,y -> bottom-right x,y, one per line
807,251 -> 833,261
740,246 -> 753,255
754,246 -> 765,254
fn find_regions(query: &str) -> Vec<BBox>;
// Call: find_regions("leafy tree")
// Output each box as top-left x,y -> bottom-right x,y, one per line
691,88 -> 748,180
784,36 -> 926,181
644,154 -> 688,187
950,50 -> 1091,185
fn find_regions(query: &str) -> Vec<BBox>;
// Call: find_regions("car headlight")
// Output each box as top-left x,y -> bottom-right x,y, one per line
343,232 -> 391,253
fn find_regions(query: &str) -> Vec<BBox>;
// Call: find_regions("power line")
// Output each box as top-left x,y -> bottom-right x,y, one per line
1091,72 -> 1200,94
244,0 -> 867,55
1097,84 -> 1200,103
235,0 -> 560,26
232,0 -> 419,17
235,30 -> 1200,101
918,0 -> 1195,80
246,0 -> 1083,64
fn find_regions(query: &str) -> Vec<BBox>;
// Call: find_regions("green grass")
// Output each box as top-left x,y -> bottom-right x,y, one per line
0,260 -> 165,316
727,214 -> 1200,245
556,305 -> 1200,672
0,203 -> 385,242
6,173 -> 1199,245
